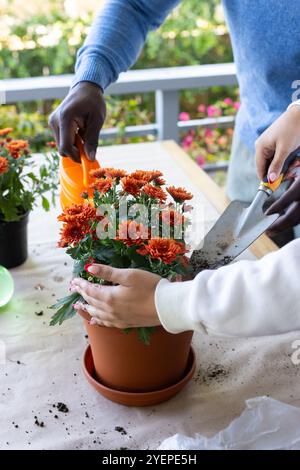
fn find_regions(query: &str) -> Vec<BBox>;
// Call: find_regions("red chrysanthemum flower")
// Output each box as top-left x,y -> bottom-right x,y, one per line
0,128 -> 13,137
92,177 -> 113,194
121,176 -> 142,196
137,238 -> 187,264
142,184 -> 167,202
58,221 -> 91,247
0,156 -> 9,175
161,209 -> 186,226
117,220 -> 149,246
58,203 -> 96,223
166,186 -> 193,203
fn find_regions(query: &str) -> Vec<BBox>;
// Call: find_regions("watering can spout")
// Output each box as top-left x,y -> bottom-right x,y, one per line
75,135 -> 93,188
59,134 -> 100,209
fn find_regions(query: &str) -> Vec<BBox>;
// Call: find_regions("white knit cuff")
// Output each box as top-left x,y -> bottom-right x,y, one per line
154,278 -> 206,334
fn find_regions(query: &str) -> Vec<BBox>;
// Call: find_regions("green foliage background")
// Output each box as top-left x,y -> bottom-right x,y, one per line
0,0 -> 235,181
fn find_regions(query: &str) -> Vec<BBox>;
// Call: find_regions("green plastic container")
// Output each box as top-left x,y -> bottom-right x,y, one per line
0,265 -> 14,307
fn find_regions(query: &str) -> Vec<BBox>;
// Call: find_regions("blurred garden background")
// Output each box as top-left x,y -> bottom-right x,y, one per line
0,0 -> 239,184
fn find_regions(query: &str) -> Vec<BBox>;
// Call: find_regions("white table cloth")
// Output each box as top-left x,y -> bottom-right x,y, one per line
0,142 -> 299,450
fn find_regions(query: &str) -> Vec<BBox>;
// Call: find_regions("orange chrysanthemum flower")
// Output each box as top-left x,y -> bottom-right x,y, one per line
117,220 -> 148,246
0,156 -> 9,175
137,238 -> 187,264
166,186 -> 193,203
153,176 -> 166,186
161,209 -> 186,226
58,221 -> 90,247
92,177 -> 113,194
90,167 -> 127,180
150,170 -> 163,180
121,176 -> 142,196
0,128 -> 13,137
130,170 -> 163,183
89,168 -> 107,179
46,141 -> 57,148
58,203 -> 96,223
6,139 -> 29,153
104,168 -> 127,179
142,184 -> 167,202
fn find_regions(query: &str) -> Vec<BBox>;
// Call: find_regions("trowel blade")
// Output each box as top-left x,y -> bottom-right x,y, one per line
190,199 -> 279,274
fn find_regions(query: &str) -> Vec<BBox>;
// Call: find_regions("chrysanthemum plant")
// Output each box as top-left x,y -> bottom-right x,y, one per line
0,128 -> 59,222
50,167 -> 193,344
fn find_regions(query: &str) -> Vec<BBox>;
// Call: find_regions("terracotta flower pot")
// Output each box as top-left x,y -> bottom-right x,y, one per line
0,212 -> 29,269
79,311 -> 193,393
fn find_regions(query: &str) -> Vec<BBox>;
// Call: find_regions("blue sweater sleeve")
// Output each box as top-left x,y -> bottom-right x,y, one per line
73,0 -> 180,90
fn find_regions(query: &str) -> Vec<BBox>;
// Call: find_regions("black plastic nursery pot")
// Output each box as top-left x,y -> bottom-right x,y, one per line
0,212 -> 29,269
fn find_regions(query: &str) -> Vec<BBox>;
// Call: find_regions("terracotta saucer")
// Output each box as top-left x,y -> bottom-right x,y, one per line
83,345 -> 196,407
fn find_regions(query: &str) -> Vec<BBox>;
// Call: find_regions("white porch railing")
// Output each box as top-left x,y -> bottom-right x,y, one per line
0,63 -> 237,170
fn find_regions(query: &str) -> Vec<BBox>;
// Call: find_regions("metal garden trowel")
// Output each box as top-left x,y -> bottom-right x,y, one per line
190,148 -> 300,275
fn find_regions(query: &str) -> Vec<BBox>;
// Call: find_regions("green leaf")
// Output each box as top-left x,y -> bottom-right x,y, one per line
41,196 -> 50,211
122,328 -> 132,335
49,292 -> 81,326
137,327 -> 156,345
72,259 -> 85,277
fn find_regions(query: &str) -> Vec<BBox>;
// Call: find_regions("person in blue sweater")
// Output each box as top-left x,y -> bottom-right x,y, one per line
50,0 -> 300,335
49,0 -> 300,237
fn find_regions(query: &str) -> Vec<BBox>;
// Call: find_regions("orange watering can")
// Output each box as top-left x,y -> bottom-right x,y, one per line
59,135 -> 100,208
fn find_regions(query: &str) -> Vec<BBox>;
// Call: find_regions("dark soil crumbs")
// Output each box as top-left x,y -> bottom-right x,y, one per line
34,419 -> 45,428
53,402 -> 69,413
195,364 -> 229,384
115,426 -> 127,436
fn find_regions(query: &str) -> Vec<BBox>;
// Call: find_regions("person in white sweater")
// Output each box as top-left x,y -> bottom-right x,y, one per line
72,103 -> 300,337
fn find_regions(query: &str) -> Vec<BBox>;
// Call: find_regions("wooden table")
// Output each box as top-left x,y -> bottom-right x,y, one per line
1,141 -> 298,452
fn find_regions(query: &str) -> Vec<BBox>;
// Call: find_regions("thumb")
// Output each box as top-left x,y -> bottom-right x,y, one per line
86,263 -> 133,286
267,146 -> 287,183
82,118 -> 101,162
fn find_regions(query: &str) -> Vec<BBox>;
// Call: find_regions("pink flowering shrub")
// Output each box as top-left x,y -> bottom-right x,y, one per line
179,97 -> 240,168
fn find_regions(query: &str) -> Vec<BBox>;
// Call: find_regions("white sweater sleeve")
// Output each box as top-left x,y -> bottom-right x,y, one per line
155,239 -> 300,337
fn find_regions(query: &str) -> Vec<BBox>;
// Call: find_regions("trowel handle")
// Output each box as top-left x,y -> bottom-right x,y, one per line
261,146 -> 300,192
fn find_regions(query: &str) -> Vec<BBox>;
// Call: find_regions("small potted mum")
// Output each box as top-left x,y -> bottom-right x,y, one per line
0,128 -> 59,268
51,167 -> 194,402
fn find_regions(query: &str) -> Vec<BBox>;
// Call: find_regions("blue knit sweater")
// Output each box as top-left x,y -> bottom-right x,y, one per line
73,0 -> 300,153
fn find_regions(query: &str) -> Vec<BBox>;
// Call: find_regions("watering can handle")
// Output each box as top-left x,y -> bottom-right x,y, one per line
75,134 -> 93,189
261,146 -> 300,193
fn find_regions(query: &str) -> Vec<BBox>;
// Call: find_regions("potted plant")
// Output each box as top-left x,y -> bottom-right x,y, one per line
0,128 -> 59,268
50,167 -> 195,403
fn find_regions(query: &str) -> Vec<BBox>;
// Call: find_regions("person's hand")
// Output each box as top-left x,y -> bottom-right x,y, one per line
49,81 -> 106,163
266,165 -> 300,236
71,264 -> 162,328
255,105 -> 300,182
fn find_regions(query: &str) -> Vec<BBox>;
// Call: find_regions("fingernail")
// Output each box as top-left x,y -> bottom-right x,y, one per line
84,263 -> 93,273
89,318 -> 98,326
87,265 -> 99,275
69,285 -> 77,292
268,172 -> 277,183
73,301 -> 86,310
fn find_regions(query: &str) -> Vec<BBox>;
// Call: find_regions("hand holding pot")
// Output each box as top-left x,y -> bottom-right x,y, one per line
49,81 -> 106,163
72,264 -> 161,328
